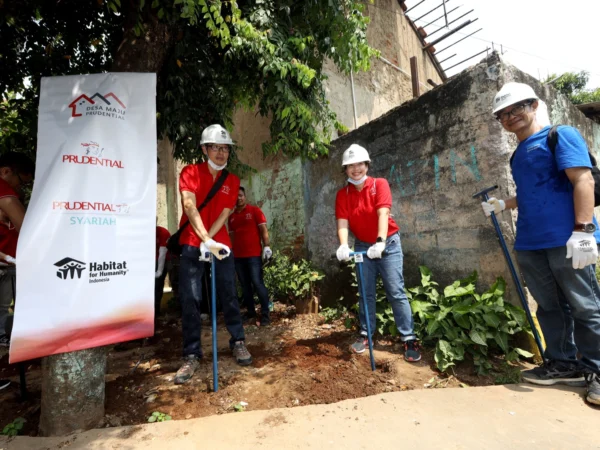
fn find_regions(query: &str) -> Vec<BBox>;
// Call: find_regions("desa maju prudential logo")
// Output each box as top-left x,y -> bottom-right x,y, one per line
68,92 -> 126,121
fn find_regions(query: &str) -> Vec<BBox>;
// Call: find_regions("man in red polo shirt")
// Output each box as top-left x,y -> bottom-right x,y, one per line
154,224 -> 170,319
174,124 -> 251,385
0,152 -> 34,350
228,187 -> 272,326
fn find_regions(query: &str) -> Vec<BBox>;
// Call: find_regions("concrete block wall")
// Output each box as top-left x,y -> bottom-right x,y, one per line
305,53 -> 600,306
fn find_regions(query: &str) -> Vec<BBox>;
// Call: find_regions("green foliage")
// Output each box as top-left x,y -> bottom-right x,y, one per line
263,251 -> 324,303
320,301 -> 355,329
147,411 -> 172,423
1,0 -> 377,167
1,417 -> 26,436
546,71 -> 600,105
408,266 -> 534,374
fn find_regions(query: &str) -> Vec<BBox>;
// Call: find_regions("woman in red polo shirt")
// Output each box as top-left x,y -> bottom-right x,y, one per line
335,144 -> 420,362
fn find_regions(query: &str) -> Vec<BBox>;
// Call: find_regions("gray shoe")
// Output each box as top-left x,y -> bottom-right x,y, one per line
174,355 -> 200,384
586,373 -> 600,406
522,361 -> 585,387
232,341 -> 252,366
350,336 -> 368,354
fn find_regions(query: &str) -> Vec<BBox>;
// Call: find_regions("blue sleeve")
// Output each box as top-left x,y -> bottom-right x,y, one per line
554,126 -> 592,171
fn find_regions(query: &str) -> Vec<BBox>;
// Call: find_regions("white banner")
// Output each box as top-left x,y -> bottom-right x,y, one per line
10,73 -> 157,363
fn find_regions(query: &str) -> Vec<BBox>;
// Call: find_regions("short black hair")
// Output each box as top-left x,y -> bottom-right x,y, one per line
0,152 -> 35,176
239,186 -> 246,193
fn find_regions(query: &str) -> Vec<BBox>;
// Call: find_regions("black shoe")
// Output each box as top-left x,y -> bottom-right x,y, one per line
404,339 -> 422,362
0,379 -> 10,390
522,361 -> 585,386
585,373 -> 600,406
242,313 -> 257,323
259,315 -> 271,327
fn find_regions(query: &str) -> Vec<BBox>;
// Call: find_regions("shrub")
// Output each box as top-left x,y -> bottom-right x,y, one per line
263,251 -> 325,303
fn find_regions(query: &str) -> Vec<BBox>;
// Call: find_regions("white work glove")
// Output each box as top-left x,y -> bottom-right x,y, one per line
566,232 -> 598,269
481,197 -> 505,217
4,256 -> 16,265
154,270 -> 162,278
336,244 -> 351,262
262,246 -> 272,261
199,242 -> 211,262
204,238 -> 231,260
367,242 -> 385,259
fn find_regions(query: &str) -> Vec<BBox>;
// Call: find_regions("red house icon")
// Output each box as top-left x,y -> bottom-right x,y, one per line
68,95 -> 95,118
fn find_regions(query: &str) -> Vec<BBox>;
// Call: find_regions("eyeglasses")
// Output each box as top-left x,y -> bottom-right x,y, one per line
495,100 -> 534,122
207,145 -> 230,154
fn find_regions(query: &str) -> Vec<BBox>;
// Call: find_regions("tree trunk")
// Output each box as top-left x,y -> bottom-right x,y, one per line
38,10 -> 175,437
39,347 -> 107,436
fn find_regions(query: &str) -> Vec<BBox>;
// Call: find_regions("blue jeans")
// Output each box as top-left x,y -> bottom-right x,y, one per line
179,245 -> 245,358
354,233 -> 416,341
235,257 -> 270,321
517,247 -> 600,374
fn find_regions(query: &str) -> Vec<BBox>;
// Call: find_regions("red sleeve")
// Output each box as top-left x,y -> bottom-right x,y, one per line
0,179 -> 18,200
254,206 -> 267,225
335,188 -> 348,220
374,178 -> 393,209
157,227 -> 170,247
179,165 -> 198,193
226,176 -> 240,210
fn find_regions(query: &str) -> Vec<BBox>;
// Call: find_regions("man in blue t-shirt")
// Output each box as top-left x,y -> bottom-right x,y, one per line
481,82 -> 600,406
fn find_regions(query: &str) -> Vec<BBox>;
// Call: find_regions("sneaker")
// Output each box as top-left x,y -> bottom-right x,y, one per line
0,335 -> 9,347
241,313 -> 256,323
350,336 -> 369,354
404,339 -> 422,362
174,355 -> 201,385
521,361 -> 585,386
0,379 -> 10,390
232,341 -> 252,366
259,316 -> 271,327
585,373 -> 600,406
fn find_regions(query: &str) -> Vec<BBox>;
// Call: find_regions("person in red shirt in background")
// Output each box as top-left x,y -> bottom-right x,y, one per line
228,187 -> 272,326
155,224 -> 170,319
0,152 -> 34,354
174,124 -> 252,385
335,144 -> 420,362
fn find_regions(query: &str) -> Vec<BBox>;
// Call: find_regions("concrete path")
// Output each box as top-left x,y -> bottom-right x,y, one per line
3,384 -> 599,450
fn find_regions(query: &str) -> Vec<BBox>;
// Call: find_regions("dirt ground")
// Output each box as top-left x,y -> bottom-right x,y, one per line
0,303 -> 529,437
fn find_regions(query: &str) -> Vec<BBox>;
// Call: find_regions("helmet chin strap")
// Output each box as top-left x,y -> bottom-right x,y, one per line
347,175 -> 367,186
207,158 -> 227,171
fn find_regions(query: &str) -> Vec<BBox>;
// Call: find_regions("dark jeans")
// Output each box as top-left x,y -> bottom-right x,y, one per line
517,246 -> 600,374
154,264 -> 168,319
0,266 -> 15,338
235,257 -> 270,321
179,245 -> 245,358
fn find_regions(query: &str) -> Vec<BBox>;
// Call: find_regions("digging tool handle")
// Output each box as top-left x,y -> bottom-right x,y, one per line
472,187 -> 546,359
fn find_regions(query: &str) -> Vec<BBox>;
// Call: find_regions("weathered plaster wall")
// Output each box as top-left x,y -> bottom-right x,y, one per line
305,54 -> 600,306
224,0 -> 445,250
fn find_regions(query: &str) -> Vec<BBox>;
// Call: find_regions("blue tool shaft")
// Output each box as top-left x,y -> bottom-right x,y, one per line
483,193 -> 546,359
351,251 -> 376,371
211,256 -> 219,392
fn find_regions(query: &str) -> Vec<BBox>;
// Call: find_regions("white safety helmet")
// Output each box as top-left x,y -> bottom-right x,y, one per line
200,124 -> 235,146
342,144 -> 370,166
492,82 -> 539,114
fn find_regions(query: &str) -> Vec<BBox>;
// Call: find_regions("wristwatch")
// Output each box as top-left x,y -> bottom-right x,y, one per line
574,222 -> 597,233
376,237 -> 385,243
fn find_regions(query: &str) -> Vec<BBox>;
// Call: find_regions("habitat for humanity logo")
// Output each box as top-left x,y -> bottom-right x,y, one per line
68,92 -> 126,120
52,201 -> 130,227
54,257 -> 86,279
61,141 -> 124,169
54,257 -> 129,284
